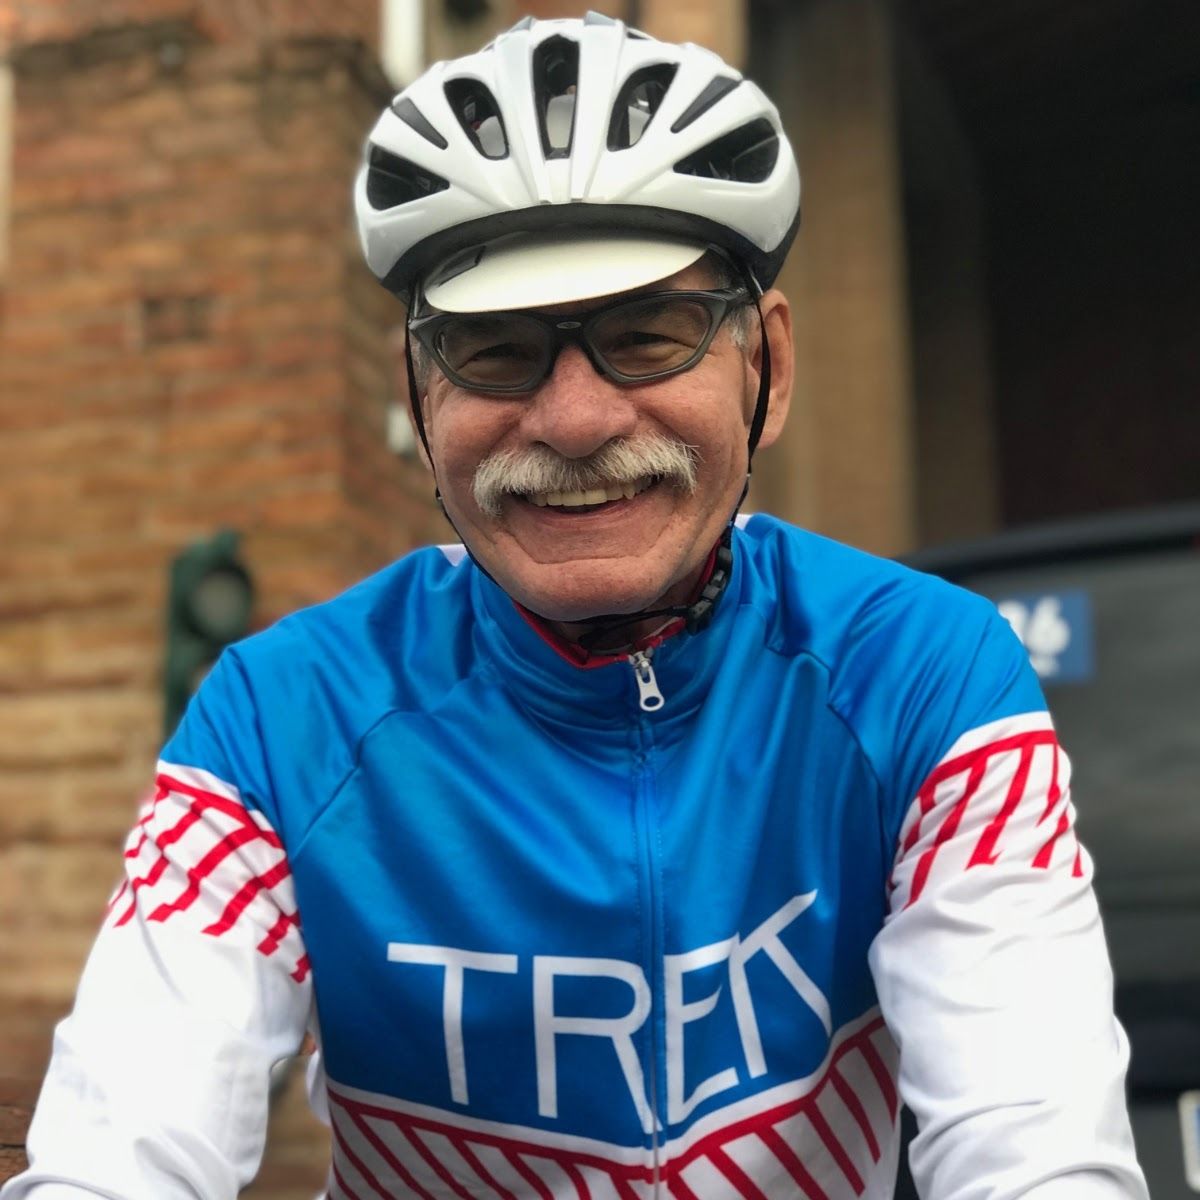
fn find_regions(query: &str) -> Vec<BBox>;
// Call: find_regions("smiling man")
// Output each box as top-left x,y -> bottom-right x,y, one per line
6,13 -> 1147,1200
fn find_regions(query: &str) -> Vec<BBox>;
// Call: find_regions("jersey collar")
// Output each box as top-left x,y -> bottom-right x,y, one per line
470,538 -> 742,729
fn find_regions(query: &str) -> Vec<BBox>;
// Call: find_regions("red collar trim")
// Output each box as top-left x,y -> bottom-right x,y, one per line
513,543 -> 720,670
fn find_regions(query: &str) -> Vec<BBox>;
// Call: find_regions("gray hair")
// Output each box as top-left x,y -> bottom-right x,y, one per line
699,250 -> 756,349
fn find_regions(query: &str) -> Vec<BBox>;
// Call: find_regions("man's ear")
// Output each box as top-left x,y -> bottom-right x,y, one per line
745,289 -> 793,450
391,325 -> 433,471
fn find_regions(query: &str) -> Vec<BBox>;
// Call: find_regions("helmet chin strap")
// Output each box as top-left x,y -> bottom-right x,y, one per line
402,287 -> 772,651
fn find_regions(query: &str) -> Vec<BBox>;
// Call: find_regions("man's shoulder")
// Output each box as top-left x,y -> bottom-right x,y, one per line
201,542 -> 479,745
736,512 -> 994,660
170,543 -> 479,830
235,542 -> 474,669
738,514 -> 1044,810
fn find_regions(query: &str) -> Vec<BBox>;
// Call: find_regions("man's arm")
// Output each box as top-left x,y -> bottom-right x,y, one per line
1,758 -> 313,1200
870,711 -> 1147,1198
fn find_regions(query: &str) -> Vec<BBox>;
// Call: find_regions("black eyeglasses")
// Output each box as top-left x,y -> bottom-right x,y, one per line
408,287 -> 751,395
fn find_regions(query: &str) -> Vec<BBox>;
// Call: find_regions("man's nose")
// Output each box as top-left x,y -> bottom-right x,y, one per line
519,345 -> 639,459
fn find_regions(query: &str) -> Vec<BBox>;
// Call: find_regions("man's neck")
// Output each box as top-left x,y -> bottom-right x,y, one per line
541,550 -> 717,655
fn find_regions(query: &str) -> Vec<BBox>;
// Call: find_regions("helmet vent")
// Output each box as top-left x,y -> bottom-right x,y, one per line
365,144 -> 450,210
674,117 -> 780,183
391,97 -> 448,151
670,74 -> 741,134
444,78 -> 508,159
608,63 -> 678,151
533,36 -> 579,159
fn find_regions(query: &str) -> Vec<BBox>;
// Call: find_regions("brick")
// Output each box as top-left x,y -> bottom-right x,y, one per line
0,924 -> 98,1004
0,1005 -> 64,1087
171,458 -> 343,509
256,329 -> 344,371
141,337 -> 256,375
94,236 -> 196,274
178,38 -> 264,82
167,370 -> 333,413
0,420 -> 156,473
143,111 -> 265,159
1,1149 -> 31,1186
0,689 -> 159,771
144,497 -> 276,542
0,766 -> 144,844
184,76 -> 259,117
258,253 -> 345,299
2,273 -> 140,320
0,624 -> 48,692
0,569 -> 89,616
247,560 -> 354,617
41,617 -> 161,690
4,202 -> 119,244
6,780 -> 105,849
0,381 -> 167,433
0,843 -> 121,931
254,485 -> 344,529
11,128 -> 143,174
10,158 -> 175,211
60,774 -> 153,844
162,391 -> 341,451
0,500 -> 150,547
210,294 -> 346,339
93,80 -> 193,129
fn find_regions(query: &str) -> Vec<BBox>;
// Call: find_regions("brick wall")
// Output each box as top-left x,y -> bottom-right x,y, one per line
0,7 -> 446,1194
0,0 -> 380,53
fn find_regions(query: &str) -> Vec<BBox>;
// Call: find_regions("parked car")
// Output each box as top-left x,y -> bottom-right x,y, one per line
893,502 -> 1200,1197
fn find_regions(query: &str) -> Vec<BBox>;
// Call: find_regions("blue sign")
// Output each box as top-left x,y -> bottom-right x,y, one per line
993,589 -> 1096,684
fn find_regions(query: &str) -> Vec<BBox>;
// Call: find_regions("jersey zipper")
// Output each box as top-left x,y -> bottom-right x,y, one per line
629,649 -> 665,712
630,650 -> 665,1193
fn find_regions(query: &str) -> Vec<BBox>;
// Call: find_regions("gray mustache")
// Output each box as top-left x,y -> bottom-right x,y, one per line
472,436 -> 700,517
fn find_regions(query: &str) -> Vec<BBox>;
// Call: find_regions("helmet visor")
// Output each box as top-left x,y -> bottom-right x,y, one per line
422,232 -> 708,313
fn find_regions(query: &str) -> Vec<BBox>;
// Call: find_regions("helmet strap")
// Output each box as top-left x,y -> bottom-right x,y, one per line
403,319 -> 436,486
745,284 -> 772,459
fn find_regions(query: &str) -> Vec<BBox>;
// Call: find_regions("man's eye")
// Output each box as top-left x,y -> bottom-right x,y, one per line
468,342 -> 524,360
446,340 -> 532,369
608,330 -> 679,350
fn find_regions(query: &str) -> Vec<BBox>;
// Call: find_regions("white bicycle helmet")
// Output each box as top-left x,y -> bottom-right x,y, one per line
354,10 -> 801,306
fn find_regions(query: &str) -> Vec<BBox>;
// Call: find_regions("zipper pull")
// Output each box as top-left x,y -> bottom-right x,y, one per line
629,650 -> 665,712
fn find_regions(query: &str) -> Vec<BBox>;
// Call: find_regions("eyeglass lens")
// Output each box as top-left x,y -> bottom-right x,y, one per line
433,295 -> 719,391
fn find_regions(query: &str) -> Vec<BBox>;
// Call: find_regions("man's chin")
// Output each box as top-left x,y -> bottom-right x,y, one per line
498,564 -> 679,627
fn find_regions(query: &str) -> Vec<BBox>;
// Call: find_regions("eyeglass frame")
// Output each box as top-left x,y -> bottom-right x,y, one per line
406,286 -> 753,395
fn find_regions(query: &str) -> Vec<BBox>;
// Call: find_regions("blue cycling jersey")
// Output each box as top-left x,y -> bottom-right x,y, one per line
6,513 -> 1145,1200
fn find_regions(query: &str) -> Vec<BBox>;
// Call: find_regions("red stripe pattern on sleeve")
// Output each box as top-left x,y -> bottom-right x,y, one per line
889,714 -> 1086,912
104,765 -> 309,983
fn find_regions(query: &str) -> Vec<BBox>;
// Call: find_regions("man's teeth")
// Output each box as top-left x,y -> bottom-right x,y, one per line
527,478 -> 653,508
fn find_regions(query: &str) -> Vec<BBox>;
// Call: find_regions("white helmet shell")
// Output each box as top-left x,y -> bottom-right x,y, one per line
354,11 -> 801,301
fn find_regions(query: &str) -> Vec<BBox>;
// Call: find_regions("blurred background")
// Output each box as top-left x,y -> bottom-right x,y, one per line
0,0 -> 1197,1194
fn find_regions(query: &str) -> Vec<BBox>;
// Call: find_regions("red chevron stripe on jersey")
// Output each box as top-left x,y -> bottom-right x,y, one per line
324,1015 -> 900,1200
889,713 -> 1086,911
104,763 -> 309,983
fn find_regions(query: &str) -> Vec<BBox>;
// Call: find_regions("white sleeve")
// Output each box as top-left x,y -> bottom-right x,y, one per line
1,763 -> 313,1200
869,713 -> 1148,1199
